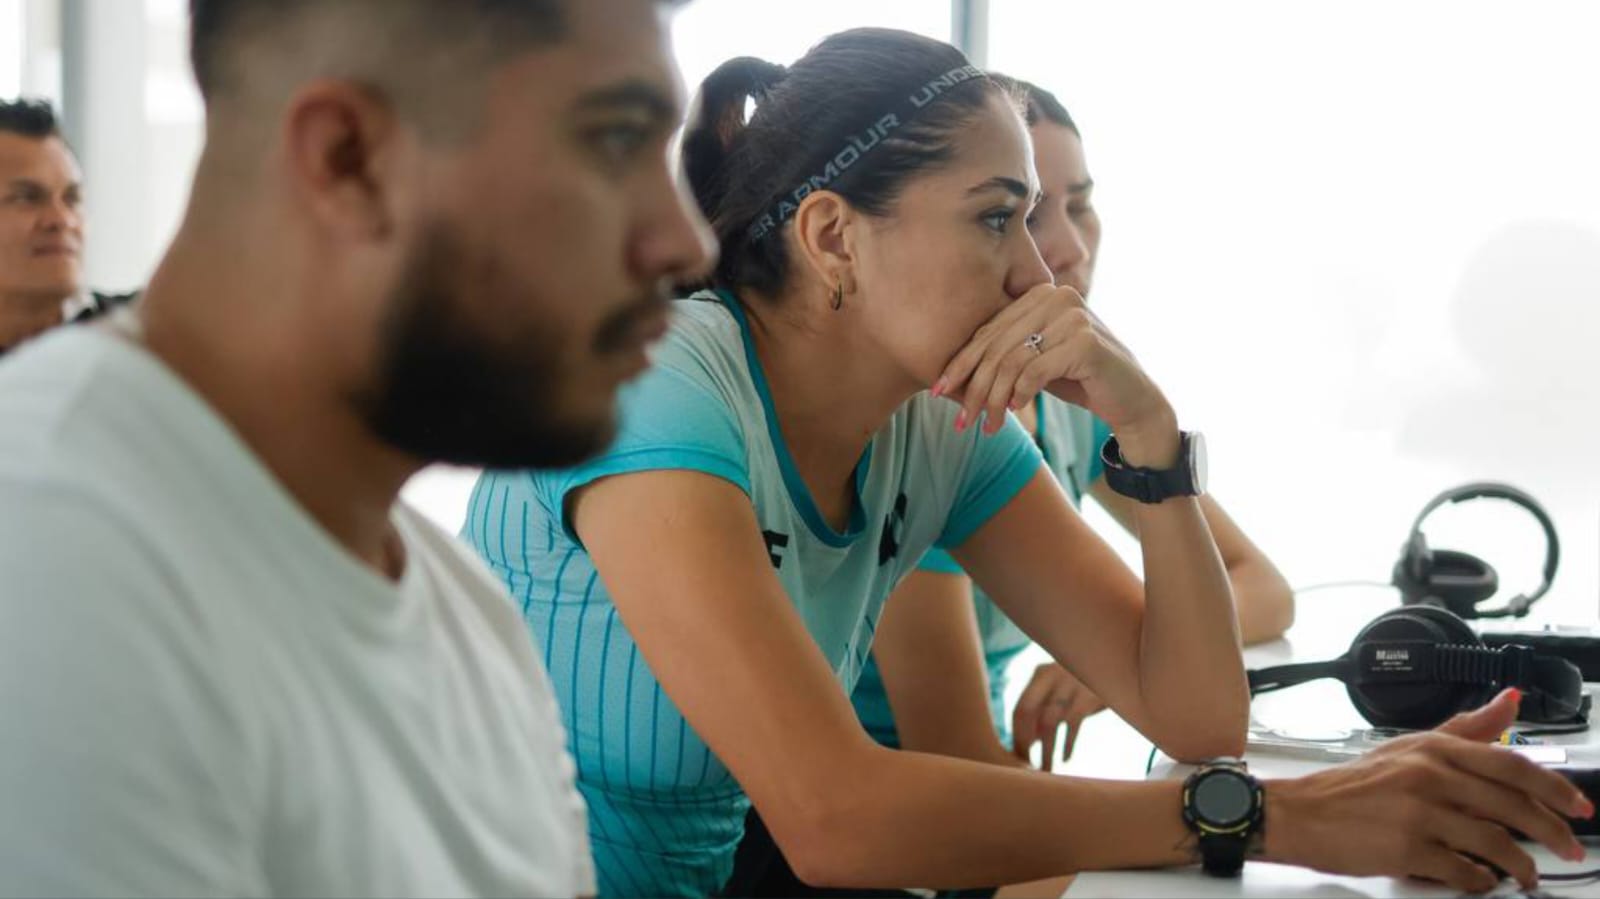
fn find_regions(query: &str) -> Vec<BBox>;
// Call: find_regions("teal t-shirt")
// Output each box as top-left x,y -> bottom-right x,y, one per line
851,395 -> 1112,749
462,292 -> 1042,898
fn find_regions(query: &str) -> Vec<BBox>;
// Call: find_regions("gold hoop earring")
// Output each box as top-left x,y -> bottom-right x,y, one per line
831,283 -> 844,311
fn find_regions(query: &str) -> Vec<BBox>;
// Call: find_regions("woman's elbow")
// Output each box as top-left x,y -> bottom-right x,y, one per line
1160,727 -> 1247,764
762,793 -> 878,888
1155,701 -> 1249,762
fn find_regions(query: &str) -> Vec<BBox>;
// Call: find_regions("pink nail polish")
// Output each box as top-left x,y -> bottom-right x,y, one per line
954,410 -> 968,432
931,378 -> 948,398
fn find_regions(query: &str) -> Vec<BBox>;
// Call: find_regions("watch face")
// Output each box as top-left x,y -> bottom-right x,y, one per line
1194,770 -> 1253,826
1188,431 -> 1209,493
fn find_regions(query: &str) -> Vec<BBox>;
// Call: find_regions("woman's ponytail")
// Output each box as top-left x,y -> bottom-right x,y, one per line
680,57 -> 786,229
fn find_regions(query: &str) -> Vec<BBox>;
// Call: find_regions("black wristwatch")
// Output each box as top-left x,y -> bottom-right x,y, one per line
1181,758 -> 1264,877
1100,430 -> 1207,504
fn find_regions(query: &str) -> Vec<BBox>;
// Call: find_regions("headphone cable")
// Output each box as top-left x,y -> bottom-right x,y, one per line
1293,580 -> 1395,596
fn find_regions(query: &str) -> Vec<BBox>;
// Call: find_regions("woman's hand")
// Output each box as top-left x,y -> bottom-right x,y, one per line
1010,663 -> 1107,772
934,284 -> 1177,467
1265,689 -> 1593,894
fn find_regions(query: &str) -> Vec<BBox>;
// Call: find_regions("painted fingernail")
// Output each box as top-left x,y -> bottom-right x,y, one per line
931,378 -> 948,398
1506,687 -> 1523,703
955,410 -> 968,432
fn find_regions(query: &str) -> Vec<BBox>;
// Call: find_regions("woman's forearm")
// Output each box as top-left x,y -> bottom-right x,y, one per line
778,746 -> 1195,888
1128,493 -> 1250,760
1192,494 -> 1295,645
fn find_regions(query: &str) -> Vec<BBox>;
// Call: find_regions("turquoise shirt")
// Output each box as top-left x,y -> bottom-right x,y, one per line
851,395 -> 1112,748
463,292 -> 1042,898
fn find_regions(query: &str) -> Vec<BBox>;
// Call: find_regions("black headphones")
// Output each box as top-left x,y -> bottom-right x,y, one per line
1392,482 -> 1560,620
1248,605 -> 1586,729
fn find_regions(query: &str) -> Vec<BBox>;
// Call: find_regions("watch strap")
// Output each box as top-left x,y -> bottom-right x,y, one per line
1101,432 -> 1200,504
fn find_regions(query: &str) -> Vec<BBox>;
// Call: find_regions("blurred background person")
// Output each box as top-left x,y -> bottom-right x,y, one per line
0,97 -> 135,356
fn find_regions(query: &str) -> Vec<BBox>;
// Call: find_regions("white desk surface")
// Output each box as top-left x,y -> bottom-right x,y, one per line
1063,590 -> 1600,897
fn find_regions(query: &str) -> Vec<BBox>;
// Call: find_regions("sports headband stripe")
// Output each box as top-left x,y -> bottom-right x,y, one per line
745,63 -> 987,244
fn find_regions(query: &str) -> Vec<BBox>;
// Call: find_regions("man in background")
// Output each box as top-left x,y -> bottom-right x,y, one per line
0,0 -> 711,894
0,98 -> 135,355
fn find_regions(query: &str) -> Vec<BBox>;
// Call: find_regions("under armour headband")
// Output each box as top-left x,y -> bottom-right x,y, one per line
745,63 -> 988,244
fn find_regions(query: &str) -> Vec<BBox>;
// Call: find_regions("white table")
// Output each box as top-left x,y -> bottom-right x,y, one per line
1064,590 -> 1600,897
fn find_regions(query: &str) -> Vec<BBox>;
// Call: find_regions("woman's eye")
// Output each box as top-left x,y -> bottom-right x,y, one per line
982,210 -> 1015,233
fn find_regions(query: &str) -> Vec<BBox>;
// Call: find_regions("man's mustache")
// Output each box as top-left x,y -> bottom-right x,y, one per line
594,286 -> 672,354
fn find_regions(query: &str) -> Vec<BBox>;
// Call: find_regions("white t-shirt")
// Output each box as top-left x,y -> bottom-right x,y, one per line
0,322 -> 596,898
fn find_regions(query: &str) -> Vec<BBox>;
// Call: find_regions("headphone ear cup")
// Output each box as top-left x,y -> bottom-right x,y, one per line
1345,607 -> 1493,729
1421,549 -> 1499,618
1392,533 -> 1432,605
1426,549 -> 1499,604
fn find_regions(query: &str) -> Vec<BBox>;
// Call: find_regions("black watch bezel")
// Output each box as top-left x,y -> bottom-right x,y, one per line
1181,759 -> 1264,878
1100,431 -> 1206,504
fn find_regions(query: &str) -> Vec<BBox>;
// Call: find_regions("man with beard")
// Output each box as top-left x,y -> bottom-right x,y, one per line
0,0 -> 713,895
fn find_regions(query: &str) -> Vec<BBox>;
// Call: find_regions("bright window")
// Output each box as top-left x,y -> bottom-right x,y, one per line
673,0 -> 949,94
988,0 -> 1600,621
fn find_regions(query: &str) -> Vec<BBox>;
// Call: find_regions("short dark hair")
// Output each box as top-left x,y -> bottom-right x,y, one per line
0,98 -> 62,140
188,0 -> 570,101
680,28 -> 1008,297
986,73 -> 1078,135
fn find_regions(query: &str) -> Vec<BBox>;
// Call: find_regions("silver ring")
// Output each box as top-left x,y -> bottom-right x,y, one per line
1023,332 -> 1045,355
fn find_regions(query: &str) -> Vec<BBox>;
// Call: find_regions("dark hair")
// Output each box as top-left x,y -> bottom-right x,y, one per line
0,98 -> 61,140
987,73 -> 1078,135
681,28 -> 1009,297
188,0 -> 571,100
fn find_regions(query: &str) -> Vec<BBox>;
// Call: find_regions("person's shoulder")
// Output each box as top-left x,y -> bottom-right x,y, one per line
667,291 -> 738,336
0,475 -> 201,640
612,293 -> 755,430
74,290 -> 140,324
0,323 -> 272,541
397,503 -> 510,598
652,293 -> 746,385
0,327 -> 134,473
394,503 -> 554,675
